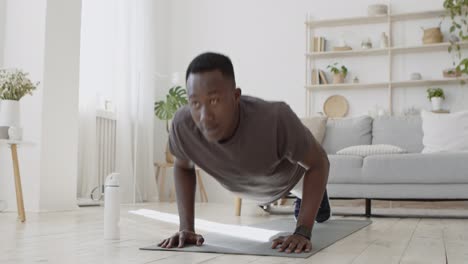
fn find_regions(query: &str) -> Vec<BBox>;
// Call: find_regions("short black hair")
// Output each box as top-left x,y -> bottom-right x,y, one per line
185,52 -> 236,86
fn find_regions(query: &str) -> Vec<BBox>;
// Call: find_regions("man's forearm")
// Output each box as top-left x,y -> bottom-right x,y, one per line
297,157 -> 330,230
174,165 -> 197,231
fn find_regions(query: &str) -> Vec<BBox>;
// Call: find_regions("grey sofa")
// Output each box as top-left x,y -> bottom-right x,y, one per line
323,115 -> 468,216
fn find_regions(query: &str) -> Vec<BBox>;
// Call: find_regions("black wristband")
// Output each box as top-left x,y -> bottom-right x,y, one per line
293,225 -> 312,240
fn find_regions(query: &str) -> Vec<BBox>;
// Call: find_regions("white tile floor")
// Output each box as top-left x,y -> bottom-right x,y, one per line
1,202 -> 468,264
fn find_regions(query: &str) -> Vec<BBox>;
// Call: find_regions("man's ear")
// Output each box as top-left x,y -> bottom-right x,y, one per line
234,87 -> 242,101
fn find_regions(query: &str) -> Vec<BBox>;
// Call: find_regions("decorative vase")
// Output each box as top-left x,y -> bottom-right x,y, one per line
361,38 -> 372,49
8,126 -> 23,140
0,100 -> 21,127
333,73 -> 345,84
380,32 -> 389,48
431,97 -> 443,111
410,72 -> 422,80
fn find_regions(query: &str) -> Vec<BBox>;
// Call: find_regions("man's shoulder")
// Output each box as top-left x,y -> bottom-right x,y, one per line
241,95 -> 289,114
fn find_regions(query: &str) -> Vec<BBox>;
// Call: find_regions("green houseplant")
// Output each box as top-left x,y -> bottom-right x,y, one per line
427,87 -> 446,111
443,0 -> 468,80
327,63 -> 348,84
154,85 -> 188,163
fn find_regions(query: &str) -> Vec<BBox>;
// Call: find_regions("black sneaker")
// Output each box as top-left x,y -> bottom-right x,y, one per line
293,190 -> 331,223
293,198 -> 301,221
316,190 -> 331,223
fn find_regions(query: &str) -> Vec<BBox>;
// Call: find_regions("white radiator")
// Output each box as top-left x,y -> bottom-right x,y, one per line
95,110 -> 117,198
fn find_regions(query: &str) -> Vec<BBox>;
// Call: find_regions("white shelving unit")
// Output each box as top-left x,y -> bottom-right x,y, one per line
307,42 -> 468,59
306,77 -> 468,91
305,8 -> 467,116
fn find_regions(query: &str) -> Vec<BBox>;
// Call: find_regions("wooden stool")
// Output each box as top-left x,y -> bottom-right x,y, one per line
154,162 -> 208,203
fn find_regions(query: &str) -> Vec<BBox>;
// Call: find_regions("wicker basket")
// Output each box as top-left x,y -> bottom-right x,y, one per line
422,27 -> 443,44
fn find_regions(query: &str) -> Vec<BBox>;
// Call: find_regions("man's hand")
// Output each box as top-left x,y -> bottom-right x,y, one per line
271,234 -> 312,253
158,230 -> 204,248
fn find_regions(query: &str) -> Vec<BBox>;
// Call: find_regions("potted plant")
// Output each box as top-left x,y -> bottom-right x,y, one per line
0,68 -> 39,139
443,0 -> 468,82
327,63 -> 348,84
154,85 -> 188,163
427,87 -> 445,111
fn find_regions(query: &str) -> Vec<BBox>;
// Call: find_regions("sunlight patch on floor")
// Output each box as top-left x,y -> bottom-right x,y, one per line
129,209 -> 282,242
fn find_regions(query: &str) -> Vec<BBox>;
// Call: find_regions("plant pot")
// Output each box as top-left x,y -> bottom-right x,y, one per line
333,73 -> 345,84
0,100 -> 20,127
443,68 -> 462,78
165,141 -> 174,164
431,97 -> 443,111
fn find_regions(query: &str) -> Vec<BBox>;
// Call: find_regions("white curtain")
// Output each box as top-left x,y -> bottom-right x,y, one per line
78,0 -> 156,203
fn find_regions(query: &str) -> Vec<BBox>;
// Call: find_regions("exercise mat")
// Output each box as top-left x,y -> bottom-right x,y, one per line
140,218 -> 371,258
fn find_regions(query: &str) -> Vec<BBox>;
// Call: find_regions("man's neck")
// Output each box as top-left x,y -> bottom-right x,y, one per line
218,105 -> 241,144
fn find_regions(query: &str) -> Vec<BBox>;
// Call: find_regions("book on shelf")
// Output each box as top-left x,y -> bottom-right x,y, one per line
311,69 -> 328,85
319,70 -> 328,84
312,36 -> 326,52
311,69 -> 319,84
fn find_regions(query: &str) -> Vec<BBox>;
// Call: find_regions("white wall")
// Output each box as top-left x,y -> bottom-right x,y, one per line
0,0 -> 81,212
39,0 -> 81,211
167,0 -> 466,117
152,0 -> 468,204
0,0 -> 47,212
0,0 -> 5,66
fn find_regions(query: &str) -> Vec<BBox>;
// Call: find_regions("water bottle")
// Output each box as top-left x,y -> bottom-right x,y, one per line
104,172 -> 120,240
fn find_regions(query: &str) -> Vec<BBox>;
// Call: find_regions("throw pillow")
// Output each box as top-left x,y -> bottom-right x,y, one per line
321,116 -> 373,154
300,116 -> 327,144
421,110 -> 468,153
336,144 -> 407,157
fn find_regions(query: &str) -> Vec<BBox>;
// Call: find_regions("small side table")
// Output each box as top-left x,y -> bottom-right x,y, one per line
0,139 -> 29,222
154,162 -> 208,203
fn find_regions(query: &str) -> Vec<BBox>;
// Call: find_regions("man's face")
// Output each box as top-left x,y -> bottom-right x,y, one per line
187,70 -> 241,142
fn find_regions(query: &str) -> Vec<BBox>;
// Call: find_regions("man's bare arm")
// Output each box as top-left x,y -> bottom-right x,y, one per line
272,137 -> 329,253
173,158 -> 197,232
297,137 -> 330,232
158,158 -> 204,248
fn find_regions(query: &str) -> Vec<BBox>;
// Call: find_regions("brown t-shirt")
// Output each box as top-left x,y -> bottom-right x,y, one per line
168,95 -> 315,204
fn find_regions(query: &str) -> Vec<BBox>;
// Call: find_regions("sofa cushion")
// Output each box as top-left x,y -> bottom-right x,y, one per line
327,155 -> 364,184
322,116 -> 373,154
361,152 -> 468,184
372,115 -> 423,153
300,116 -> 327,144
336,144 -> 407,157
329,184 -> 468,199
421,110 -> 468,153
